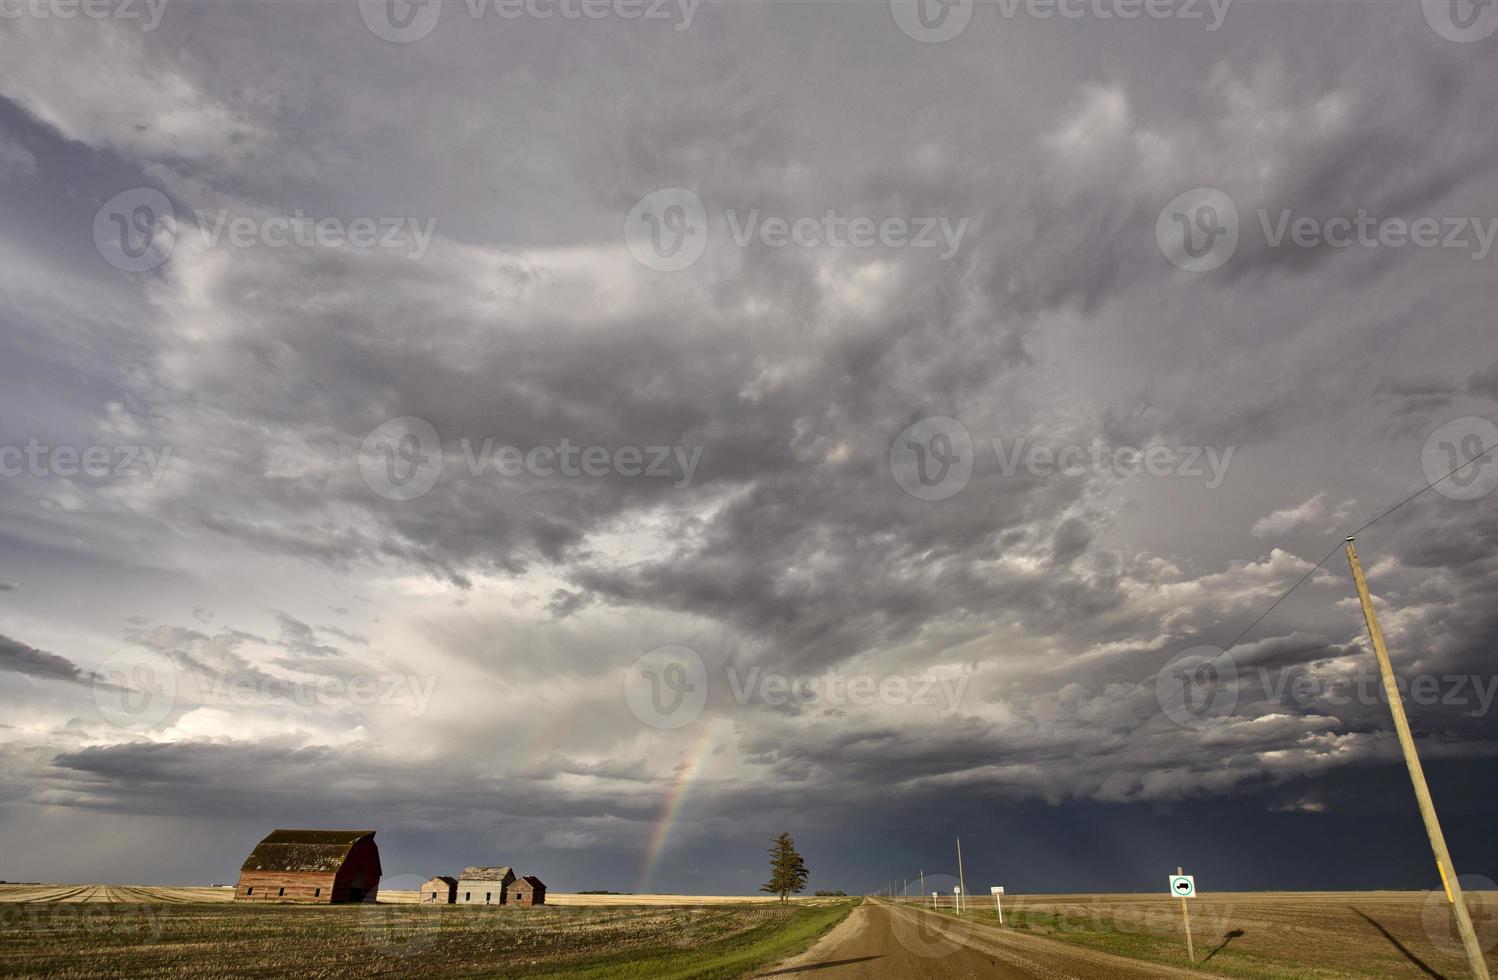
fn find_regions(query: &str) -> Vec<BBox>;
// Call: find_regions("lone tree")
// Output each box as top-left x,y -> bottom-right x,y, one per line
760,832 -> 809,905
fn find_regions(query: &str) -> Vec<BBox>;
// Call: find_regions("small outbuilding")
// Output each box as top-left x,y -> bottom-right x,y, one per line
456,866 -> 515,905
234,829 -> 381,904
420,876 -> 457,904
507,875 -> 546,907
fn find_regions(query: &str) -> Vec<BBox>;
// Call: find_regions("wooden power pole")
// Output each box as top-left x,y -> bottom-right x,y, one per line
1346,538 -> 1491,980
1177,866 -> 1195,963
956,836 -> 967,915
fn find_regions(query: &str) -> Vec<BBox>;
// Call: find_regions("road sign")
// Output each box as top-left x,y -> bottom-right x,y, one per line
1172,868 -> 1197,962
990,886 -> 1004,895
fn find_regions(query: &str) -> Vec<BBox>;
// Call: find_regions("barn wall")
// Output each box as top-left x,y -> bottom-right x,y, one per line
332,837 -> 383,903
234,870 -> 338,903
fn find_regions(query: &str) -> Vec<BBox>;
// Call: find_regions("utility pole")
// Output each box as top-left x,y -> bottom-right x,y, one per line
956,836 -> 967,916
1346,538 -> 1491,980
919,869 -> 924,905
1177,866 -> 1195,963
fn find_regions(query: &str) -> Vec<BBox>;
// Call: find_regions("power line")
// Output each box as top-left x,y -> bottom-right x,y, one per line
1121,436 -> 1498,743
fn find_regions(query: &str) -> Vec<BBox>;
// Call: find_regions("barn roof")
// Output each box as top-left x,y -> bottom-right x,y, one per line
239,829 -> 377,873
459,866 -> 514,881
520,875 -> 545,888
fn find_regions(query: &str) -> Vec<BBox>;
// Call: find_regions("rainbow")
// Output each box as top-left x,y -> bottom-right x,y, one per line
637,720 -> 721,892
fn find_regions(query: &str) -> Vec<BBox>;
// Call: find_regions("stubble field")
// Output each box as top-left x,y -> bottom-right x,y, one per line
0,887 -> 854,979
900,890 -> 1498,978
5,887 -> 1495,978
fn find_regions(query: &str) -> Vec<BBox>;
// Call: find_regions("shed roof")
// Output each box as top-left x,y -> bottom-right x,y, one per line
459,866 -> 514,881
424,876 -> 458,886
519,876 -> 546,888
239,829 -> 376,873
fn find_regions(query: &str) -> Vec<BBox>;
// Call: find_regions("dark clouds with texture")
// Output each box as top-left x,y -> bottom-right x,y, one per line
1,0 -> 1497,893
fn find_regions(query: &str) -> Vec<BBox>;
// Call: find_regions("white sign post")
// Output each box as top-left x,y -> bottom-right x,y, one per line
953,884 -> 961,915
990,886 -> 1005,925
931,890 -> 937,910
1169,869 -> 1196,962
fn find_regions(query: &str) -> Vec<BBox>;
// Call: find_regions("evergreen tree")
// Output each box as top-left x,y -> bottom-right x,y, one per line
760,832 -> 809,904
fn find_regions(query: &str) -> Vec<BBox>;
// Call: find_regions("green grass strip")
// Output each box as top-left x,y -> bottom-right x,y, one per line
516,901 -> 858,980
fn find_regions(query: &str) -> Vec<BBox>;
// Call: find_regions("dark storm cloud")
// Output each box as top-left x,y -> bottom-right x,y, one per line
270,610 -> 345,659
1,0 -> 1497,892
1468,360 -> 1498,401
1377,377 -> 1459,416
1395,502 -> 1498,574
41,739 -> 668,829
0,635 -> 94,684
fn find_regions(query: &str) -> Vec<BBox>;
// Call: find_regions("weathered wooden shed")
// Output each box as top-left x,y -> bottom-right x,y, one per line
233,829 -> 382,904
420,876 -> 457,904
456,866 -> 515,905
506,875 -> 546,907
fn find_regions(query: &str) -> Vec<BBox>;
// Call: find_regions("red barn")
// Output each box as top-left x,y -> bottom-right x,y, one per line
234,829 -> 382,904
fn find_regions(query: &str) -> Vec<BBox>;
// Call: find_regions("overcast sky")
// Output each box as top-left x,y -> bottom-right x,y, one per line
2,0 -> 1497,896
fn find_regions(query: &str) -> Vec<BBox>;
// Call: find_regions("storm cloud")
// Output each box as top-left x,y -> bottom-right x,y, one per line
1,0 -> 1496,893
